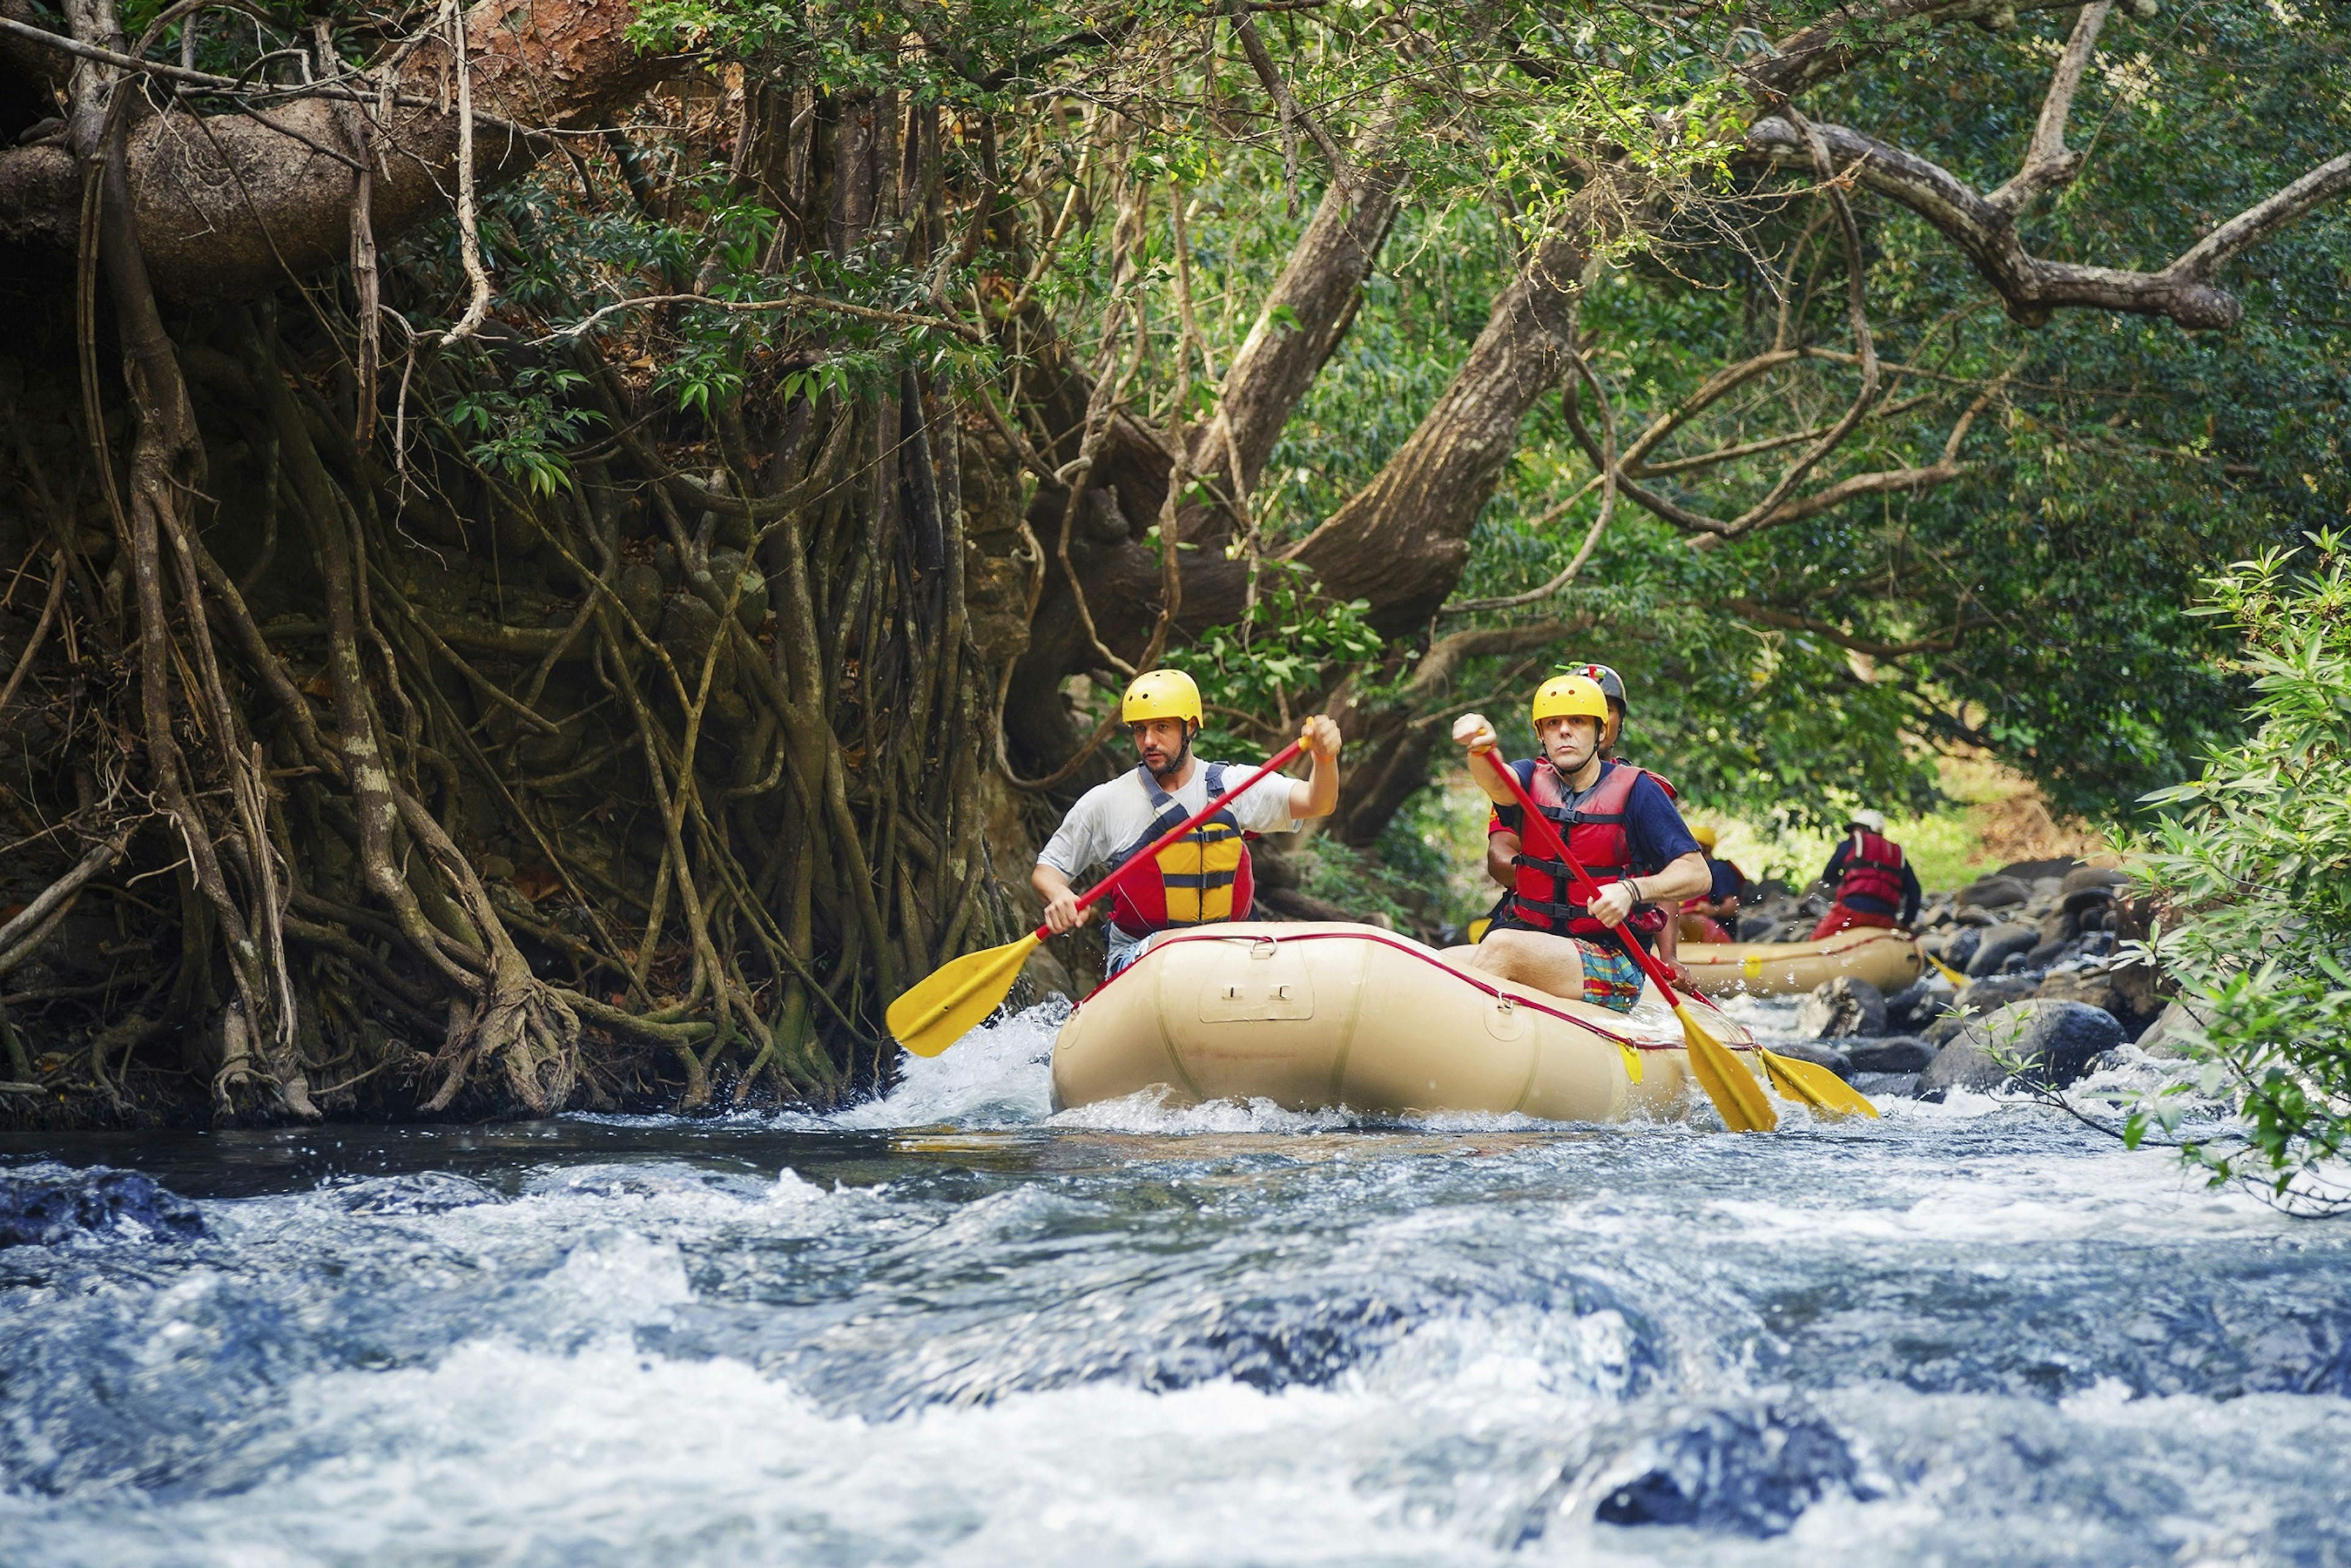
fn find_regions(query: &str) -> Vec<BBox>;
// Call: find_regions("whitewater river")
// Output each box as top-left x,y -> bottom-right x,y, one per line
3,996 -> 2349,1566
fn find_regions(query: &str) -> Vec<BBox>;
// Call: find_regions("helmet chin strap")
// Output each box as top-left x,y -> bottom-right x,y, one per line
1149,727 -> 1195,782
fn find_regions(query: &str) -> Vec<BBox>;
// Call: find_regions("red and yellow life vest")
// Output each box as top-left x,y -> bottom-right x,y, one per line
1108,762 -> 1257,936
1498,759 -> 1668,941
1834,829 -> 1905,907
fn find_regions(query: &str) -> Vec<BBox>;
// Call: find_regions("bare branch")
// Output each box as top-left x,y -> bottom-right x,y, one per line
1745,117 -> 2351,331
1225,0 -> 1352,190
1988,0 -> 2113,216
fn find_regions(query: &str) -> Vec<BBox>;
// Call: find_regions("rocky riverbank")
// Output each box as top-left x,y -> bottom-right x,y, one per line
1738,857 -> 2205,1102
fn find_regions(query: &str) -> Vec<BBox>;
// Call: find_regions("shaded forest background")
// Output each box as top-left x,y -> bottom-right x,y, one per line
0,0 -> 2343,1122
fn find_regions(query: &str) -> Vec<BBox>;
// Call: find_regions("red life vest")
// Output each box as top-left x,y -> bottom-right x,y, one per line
1835,830 -> 1905,907
1107,762 -> 1256,937
1499,759 -> 1663,941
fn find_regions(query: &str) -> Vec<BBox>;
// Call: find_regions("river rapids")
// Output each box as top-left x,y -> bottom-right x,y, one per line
4,996 -> 2349,1565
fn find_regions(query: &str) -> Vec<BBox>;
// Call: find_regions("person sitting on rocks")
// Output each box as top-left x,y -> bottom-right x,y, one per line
1809,809 -> 1922,939
1678,823 -> 1747,945
1446,675 -> 1709,1013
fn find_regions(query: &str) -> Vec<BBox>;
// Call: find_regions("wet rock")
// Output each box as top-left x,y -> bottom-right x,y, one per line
1843,1035 -> 1936,1073
1020,943 -> 1076,1003
1769,1040 -> 1852,1077
2038,959 -> 2165,1040
1736,913 -> 1779,942
2061,865 -> 2129,914
1798,976 -> 1886,1041
1847,1071 -> 1922,1099
1918,1000 -> 2126,1097
1882,977 -> 1953,1033
1924,925 -> 1982,972
1925,973 -> 2040,1045
0,1167 -> 206,1248
1965,921 -> 2039,978
2136,997 -> 2214,1059
1590,1402 -> 1875,1538
1958,874 -> 2030,911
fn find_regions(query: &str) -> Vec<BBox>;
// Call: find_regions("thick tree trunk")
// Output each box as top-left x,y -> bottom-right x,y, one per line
0,0 -> 672,297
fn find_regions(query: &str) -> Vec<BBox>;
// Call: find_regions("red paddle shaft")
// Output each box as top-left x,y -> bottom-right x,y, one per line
1037,737 -> 1308,942
1477,746 -> 1688,999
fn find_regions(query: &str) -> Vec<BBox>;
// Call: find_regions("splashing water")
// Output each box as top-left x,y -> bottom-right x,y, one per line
3,996 -> 2349,1566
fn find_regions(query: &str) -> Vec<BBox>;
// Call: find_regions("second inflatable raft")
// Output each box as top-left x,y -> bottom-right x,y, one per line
1050,921 -> 1762,1122
1678,925 -> 1923,999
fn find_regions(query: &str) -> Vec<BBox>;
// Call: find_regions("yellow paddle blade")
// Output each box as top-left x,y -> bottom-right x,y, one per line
1926,952 -> 1967,986
1759,1049 -> 1881,1120
1673,1002 -> 1777,1132
1616,1041 -> 1644,1084
886,933 -> 1042,1057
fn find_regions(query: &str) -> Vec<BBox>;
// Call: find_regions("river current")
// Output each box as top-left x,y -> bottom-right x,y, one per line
3,995 -> 2348,1566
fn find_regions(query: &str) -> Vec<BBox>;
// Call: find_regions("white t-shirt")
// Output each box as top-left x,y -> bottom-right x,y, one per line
1037,762 -> 1300,880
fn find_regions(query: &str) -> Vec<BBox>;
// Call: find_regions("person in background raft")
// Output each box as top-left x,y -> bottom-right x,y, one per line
1446,675 -> 1710,1013
1809,808 -> 1922,938
1033,669 -> 1343,977
1678,823 -> 1748,945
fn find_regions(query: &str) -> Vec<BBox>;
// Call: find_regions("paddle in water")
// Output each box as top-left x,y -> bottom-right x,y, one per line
886,736 -> 1311,1057
1479,747 -> 1812,1131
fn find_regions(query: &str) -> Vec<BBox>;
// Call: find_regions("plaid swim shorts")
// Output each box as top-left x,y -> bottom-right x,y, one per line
1575,939 -> 1648,1014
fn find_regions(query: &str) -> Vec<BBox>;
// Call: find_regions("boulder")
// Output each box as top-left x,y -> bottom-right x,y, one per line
1019,943 -> 1077,1003
1917,1000 -> 2126,1097
1957,874 -> 2030,911
2037,961 -> 2165,1040
2135,997 -> 2214,1059
1768,1040 -> 1853,1077
1847,1071 -> 1923,1099
1588,1402 -> 1873,1539
1924,926 -> 1982,971
1736,913 -> 1780,942
1954,973 -> 2042,1016
1798,977 -> 1886,1041
1965,921 -> 2039,977
1998,857 -> 2081,883
1881,978 -> 1951,1033
1842,1035 -> 1937,1073
2060,865 -> 2130,914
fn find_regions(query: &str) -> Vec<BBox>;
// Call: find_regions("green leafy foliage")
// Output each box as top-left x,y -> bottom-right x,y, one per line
1161,561 -> 1385,759
2128,533 -> 2351,1210
447,366 -> 606,497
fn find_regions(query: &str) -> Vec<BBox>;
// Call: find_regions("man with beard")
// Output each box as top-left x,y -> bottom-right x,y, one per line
1033,670 -> 1344,977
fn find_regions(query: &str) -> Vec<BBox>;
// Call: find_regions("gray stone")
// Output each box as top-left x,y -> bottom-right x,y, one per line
1843,1035 -> 1936,1073
1925,926 -> 1982,971
2038,961 -> 2165,1040
1020,943 -> 1077,1002
2135,997 -> 2213,1059
1965,921 -> 2039,977
2060,866 -> 2130,913
1847,1071 -> 1923,1099
1736,914 -> 1779,942
1798,977 -> 1887,1040
1917,999 -> 2127,1097
1769,1040 -> 1853,1077
1958,874 -> 2030,910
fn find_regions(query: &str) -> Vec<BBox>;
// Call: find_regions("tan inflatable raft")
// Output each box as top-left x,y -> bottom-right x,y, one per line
1679,925 -> 1922,1000
1050,921 -> 1763,1122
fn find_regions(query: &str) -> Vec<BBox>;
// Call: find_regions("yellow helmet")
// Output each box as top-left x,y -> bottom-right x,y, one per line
1691,823 -> 1719,852
1531,673 -> 1610,730
1122,669 -> 1202,728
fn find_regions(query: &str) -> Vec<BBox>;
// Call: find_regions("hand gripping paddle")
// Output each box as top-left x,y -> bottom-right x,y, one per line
885,737 -> 1309,1057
